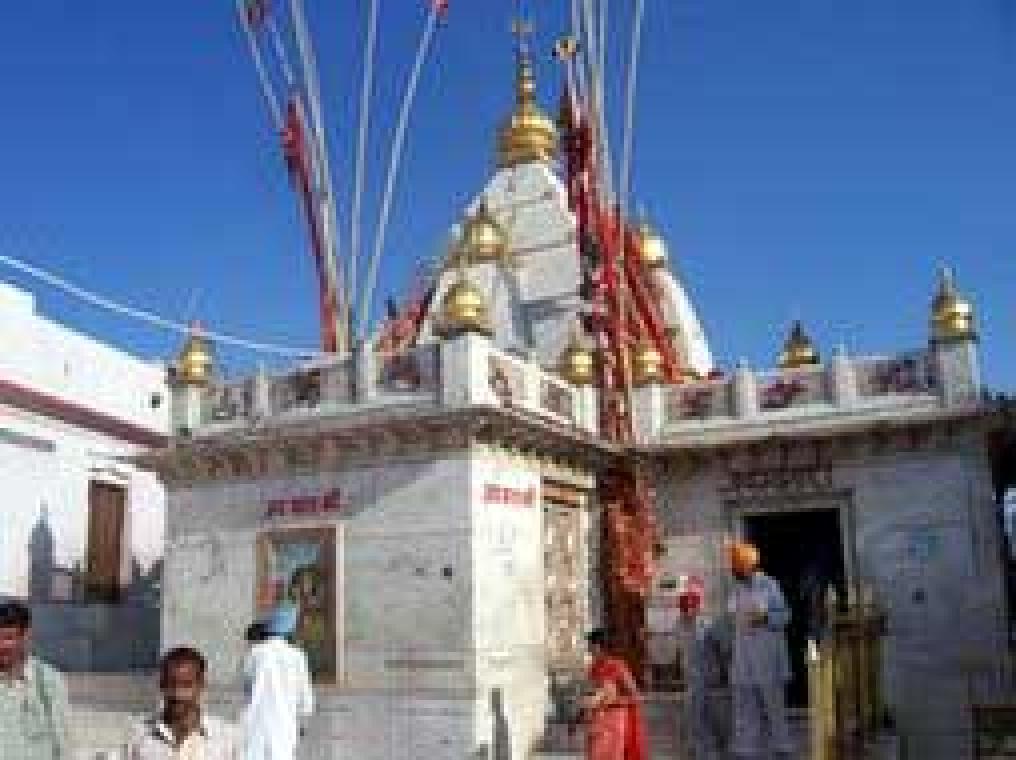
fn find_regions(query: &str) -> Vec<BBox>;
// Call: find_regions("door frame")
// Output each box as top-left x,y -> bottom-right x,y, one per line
725,489 -> 859,599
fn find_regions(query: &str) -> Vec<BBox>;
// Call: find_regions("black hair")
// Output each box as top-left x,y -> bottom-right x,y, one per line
245,623 -> 266,643
0,600 -> 32,630
160,647 -> 207,680
585,628 -> 610,648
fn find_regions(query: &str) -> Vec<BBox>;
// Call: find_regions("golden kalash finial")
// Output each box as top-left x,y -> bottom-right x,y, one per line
174,321 -> 214,386
778,320 -> 820,369
436,252 -> 493,338
496,19 -> 558,168
635,218 -> 669,270
931,266 -> 976,342
455,198 -> 509,263
632,340 -> 666,386
558,322 -> 596,386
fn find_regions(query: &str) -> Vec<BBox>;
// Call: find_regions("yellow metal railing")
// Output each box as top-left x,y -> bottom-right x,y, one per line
808,585 -> 887,760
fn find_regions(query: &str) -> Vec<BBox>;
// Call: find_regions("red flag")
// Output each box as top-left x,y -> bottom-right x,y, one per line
244,0 -> 272,28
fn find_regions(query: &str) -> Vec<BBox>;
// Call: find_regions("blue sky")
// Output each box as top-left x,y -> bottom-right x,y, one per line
0,1 -> 1013,387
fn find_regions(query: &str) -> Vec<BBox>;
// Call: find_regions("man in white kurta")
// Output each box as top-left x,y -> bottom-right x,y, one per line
242,605 -> 314,760
726,543 -> 793,759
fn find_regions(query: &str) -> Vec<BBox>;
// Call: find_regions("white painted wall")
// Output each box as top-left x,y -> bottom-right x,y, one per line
0,282 -> 168,599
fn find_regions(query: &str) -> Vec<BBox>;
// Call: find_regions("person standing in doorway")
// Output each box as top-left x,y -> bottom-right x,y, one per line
0,599 -> 72,759
242,603 -> 314,760
581,628 -> 648,760
726,541 -> 794,759
126,646 -> 241,759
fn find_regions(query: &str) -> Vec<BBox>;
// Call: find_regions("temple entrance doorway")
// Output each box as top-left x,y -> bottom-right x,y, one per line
742,507 -> 847,707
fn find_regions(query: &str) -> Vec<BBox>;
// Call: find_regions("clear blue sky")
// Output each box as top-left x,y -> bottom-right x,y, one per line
0,1 -> 1013,387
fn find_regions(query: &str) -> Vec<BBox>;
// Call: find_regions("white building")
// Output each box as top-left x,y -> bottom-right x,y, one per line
0,282 -> 168,669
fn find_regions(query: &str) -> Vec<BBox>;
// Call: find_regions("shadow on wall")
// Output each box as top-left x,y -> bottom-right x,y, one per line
491,688 -> 513,760
27,508 -> 162,672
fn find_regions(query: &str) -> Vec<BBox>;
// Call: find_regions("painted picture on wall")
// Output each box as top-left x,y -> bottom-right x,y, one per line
255,527 -> 337,681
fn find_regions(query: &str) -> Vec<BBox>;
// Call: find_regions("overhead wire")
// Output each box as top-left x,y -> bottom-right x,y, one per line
0,253 -> 319,358
619,0 -> 646,222
235,0 -> 284,130
570,0 -> 589,104
289,0 -> 349,349
268,17 -> 296,87
349,0 -> 381,345
357,3 -> 442,339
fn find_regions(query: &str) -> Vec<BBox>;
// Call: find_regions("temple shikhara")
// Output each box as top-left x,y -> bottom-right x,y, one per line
126,15 -> 1016,759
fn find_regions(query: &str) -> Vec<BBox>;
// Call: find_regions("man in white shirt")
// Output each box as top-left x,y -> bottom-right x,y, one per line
126,646 -> 241,760
242,604 -> 314,760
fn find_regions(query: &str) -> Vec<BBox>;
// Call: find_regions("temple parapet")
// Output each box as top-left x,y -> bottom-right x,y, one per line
634,338 -> 982,445
170,334 -> 598,439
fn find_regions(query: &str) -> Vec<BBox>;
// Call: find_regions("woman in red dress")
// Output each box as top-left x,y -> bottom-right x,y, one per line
582,629 -> 649,760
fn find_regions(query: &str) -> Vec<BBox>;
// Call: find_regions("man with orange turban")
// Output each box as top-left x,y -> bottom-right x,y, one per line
725,541 -> 792,759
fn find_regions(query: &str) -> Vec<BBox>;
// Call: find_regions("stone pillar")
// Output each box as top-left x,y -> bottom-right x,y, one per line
830,345 -> 858,407
353,340 -> 377,402
576,385 -> 599,435
932,335 -> 981,406
170,384 -> 203,436
252,365 -> 272,418
733,360 -> 759,419
439,331 -> 494,407
631,385 -> 664,443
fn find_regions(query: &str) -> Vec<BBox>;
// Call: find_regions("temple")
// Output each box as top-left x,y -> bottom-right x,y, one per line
145,40 -> 1014,760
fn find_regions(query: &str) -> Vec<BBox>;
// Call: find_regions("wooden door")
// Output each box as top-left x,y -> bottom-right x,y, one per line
86,481 -> 126,602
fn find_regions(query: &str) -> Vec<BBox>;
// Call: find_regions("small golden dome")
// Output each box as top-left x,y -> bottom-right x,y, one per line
558,327 -> 596,386
778,321 -> 820,369
457,200 -> 508,262
496,49 -> 557,168
632,340 -> 666,386
436,275 -> 492,338
636,221 -> 668,270
175,322 -> 213,386
931,267 -> 976,342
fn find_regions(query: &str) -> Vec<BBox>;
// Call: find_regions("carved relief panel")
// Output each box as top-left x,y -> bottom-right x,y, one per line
543,500 -> 585,671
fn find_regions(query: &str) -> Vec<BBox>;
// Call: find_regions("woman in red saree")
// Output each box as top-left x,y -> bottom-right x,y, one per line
582,629 -> 649,760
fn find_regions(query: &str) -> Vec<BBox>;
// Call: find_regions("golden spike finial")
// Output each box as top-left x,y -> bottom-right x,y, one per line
496,15 -> 557,167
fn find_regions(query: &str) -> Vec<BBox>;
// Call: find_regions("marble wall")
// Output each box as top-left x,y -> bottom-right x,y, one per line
162,443 -> 592,759
651,435 -> 1009,760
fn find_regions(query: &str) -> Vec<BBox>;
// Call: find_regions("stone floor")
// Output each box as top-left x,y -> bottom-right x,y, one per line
67,678 -> 899,760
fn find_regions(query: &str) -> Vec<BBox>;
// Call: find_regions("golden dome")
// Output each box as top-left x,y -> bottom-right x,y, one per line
175,322 -> 213,386
778,321 -> 820,369
558,327 -> 596,386
632,340 -> 666,386
457,200 -> 508,262
931,267 -> 976,342
636,221 -> 668,270
496,49 -> 557,168
436,275 -> 492,338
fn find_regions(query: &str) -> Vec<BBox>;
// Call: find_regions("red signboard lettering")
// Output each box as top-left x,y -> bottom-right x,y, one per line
264,489 -> 343,520
482,484 -> 535,507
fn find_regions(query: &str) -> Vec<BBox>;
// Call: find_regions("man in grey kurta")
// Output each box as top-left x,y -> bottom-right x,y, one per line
727,543 -> 793,759
0,599 -> 72,759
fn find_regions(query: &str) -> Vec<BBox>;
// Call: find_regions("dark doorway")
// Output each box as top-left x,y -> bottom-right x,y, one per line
742,508 -> 846,707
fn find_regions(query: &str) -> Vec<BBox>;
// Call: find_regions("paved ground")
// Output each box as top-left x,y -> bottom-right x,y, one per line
67,677 -> 895,759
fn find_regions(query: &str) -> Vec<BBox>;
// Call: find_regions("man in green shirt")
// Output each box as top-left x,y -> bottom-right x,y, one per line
0,599 -> 72,759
